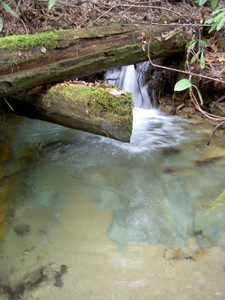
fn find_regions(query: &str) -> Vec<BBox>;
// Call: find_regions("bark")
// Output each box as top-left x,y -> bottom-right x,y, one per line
0,23 -> 190,97
8,82 -> 133,142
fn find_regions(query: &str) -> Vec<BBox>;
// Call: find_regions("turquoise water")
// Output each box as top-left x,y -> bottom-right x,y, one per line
0,109 -> 225,299
5,109 -> 225,247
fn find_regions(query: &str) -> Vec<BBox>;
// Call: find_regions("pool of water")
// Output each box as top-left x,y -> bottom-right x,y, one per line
0,109 -> 225,300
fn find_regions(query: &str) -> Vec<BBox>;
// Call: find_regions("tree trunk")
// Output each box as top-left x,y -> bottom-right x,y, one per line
0,23 -> 189,97
8,82 -> 133,142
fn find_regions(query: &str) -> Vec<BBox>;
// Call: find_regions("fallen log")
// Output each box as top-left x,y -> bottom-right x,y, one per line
8,82 -> 133,142
0,23 -> 190,97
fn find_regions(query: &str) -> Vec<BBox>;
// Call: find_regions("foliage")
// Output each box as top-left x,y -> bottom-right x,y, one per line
0,17 -> 2,32
174,78 -> 203,105
208,189 -> 225,211
48,0 -> 57,10
205,4 -> 225,32
174,0 -> 225,116
187,39 -> 208,70
0,0 -> 19,32
195,0 -> 225,32
195,0 -> 219,8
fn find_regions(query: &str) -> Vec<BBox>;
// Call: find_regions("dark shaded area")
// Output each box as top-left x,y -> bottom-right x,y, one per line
194,230 -> 203,236
163,166 -> 182,174
0,267 -> 46,300
146,54 -> 184,106
195,156 -> 224,167
0,264 -> 68,299
54,264 -> 68,288
13,224 -> 30,237
160,147 -> 181,156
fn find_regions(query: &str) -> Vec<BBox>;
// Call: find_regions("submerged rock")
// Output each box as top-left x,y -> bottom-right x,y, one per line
13,224 -> 30,237
163,166 -> 182,174
195,156 -> 224,167
0,263 -> 68,299
160,147 -> 181,156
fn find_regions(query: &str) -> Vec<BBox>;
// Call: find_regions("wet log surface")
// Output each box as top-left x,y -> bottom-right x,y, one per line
0,23 -> 189,97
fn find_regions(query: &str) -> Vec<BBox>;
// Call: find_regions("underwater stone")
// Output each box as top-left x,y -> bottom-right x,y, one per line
13,224 -> 30,236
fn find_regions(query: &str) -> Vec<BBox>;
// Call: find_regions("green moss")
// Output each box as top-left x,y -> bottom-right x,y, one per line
0,24 -> 134,52
62,24 -> 134,39
0,31 -> 59,51
0,23 -> 135,52
47,84 -> 133,124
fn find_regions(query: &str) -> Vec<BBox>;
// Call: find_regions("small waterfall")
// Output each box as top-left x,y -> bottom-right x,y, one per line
104,62 -> 152,109
104,62 -> 189,150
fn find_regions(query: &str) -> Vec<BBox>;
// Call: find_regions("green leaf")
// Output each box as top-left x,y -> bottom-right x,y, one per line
48,0 -> 56,10
211,0 -> 218,8
0,17 -> 3,32
209,189 -> 225,211
187,40 -> 196,50
199,39 -> 208,47
198,0 -> 208,5
216,16 -> 225,31
212,7 -> 225,16
218,190 -> 225,202
195,86 -> 204,105
174,79 -> 192,92
195,50 -> 200,58
200,52 -> 205,69
209,24 -> 217,33
214,11 -> 225,22
216,189 -> 225,203
0,16 -> 3,31
205,18 -> 215,24
1,1 -> 19,18
191,55 -> 197,64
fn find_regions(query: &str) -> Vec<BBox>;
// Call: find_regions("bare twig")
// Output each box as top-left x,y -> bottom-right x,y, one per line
4,98 -> 14,112
91,4 -> 117,25
15,0 -> 22,13
19,18 -> 29,34
102,3 -> 182,16
147,47 -> 225,84
207,121 -> 225,145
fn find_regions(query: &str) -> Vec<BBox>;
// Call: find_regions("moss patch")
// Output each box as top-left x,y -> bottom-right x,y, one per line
47,83 -> 133,123
42,82 -> 133,141
0,24 -> 134,52
0,31 -> 59,51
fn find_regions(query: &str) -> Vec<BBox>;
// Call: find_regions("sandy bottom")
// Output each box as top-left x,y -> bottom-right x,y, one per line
1,194 -> 225,300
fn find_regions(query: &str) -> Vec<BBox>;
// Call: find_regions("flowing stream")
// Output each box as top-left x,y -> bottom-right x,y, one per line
0,64 -> 225,299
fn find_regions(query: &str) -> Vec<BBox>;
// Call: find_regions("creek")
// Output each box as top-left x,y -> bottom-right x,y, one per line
0,64 -> 225,299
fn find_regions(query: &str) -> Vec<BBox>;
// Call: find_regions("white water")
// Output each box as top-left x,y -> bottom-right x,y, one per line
105,62 -> 152,109
104,63 -> 189,152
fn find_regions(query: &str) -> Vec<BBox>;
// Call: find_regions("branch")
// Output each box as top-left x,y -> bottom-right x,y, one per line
207,121 -> 225,145
147,48 -> 225,84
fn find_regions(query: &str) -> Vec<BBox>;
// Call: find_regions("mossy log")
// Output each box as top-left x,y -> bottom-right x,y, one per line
9,82 -> 133,142
0,23 -> 190,97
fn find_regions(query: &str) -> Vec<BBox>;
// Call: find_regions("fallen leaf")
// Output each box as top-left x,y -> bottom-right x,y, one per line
40,46 -> 47,53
